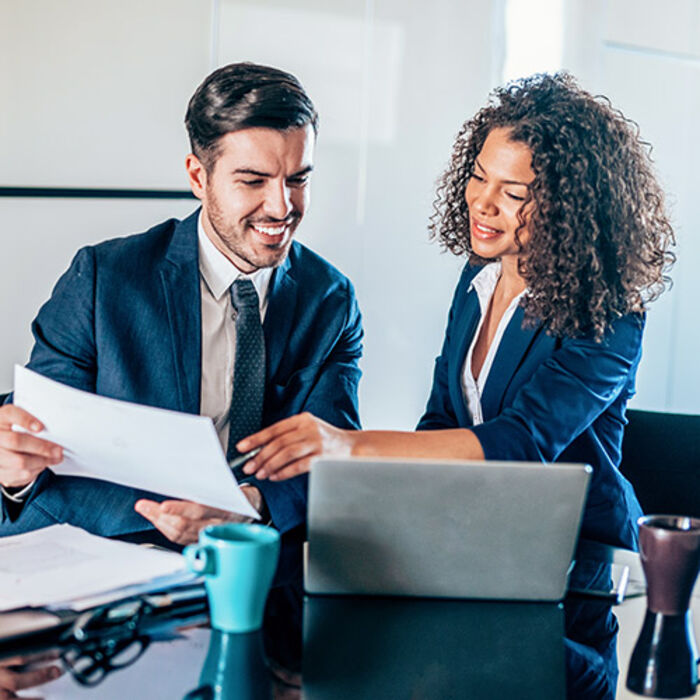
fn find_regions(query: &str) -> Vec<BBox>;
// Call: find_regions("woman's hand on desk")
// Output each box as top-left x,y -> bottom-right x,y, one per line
0,405 -> 63,488
238,413 -> 355,481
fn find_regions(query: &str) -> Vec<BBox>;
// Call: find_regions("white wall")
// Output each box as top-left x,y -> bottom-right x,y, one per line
6,0 -> 692,423
0,0 -> 211,394
0,0 -> 497,428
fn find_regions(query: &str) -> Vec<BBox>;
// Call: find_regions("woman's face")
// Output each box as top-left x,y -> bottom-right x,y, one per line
465,127 -> 535,264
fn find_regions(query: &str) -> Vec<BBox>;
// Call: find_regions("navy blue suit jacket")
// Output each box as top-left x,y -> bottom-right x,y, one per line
418,264 -> 643,550
0,210 -> 363,539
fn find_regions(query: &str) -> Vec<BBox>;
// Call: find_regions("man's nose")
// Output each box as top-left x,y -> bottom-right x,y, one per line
264,181 -> 293,220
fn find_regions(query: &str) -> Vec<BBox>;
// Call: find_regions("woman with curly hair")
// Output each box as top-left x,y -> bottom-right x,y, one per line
240,73 -> 675,696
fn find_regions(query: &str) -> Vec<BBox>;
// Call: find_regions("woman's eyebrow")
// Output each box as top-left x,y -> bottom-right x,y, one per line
474,157 -> 530,186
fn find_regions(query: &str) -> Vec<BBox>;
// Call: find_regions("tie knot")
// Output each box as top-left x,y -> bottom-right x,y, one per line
230,278 -> 260,312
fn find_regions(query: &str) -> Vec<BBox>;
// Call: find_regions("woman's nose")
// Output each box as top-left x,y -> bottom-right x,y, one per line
473,191 -> 498,216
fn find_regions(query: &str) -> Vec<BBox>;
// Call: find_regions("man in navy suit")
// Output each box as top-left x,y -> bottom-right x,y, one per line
0,62 -> 362,667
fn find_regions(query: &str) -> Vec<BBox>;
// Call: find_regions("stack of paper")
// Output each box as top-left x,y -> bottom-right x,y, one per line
0,525 -> 195,612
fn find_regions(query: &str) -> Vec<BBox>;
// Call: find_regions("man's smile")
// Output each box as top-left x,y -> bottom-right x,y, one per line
248,216 -> 299,245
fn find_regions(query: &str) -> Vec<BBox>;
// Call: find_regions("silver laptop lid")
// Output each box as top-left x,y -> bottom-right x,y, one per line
306,457 -> 591,601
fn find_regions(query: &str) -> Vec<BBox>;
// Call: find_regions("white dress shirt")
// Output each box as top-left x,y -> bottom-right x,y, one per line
198,215 -> 273,451
461,262 -> 526,425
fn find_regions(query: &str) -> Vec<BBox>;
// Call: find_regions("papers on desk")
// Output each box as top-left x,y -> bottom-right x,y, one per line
0,524 -> 194,612
13,366 -> 258,519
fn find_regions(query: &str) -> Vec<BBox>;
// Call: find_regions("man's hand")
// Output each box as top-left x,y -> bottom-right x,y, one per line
237,412 -> 355,482
0,405 -> 63,489
134,485 -> 265,546
0,652 -> 63,700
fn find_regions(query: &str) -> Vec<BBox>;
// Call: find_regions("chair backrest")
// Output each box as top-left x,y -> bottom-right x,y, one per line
619,409 -> 700,518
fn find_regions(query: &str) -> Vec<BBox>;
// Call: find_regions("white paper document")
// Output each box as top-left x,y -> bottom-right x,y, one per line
0,524 -> 189,611
13,366 -> 258,518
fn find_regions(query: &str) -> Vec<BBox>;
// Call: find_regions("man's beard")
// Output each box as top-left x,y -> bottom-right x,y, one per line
207,202 -> 300,271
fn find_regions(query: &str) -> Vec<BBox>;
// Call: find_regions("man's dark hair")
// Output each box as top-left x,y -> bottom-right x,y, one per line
185,62 -> 319,171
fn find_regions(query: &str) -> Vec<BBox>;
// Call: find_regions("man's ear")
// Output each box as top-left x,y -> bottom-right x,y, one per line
185,153 -> 207,199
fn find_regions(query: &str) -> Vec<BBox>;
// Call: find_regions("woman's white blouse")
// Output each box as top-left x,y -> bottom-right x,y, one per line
461,262 -> 526,425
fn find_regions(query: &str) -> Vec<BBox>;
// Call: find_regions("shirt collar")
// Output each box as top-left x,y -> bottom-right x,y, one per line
197,212 -> 273,305
469,262 -> 502,314
468,262 -> 526,314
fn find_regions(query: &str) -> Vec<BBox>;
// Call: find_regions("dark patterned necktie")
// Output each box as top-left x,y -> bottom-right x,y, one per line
226,278 -> 266,472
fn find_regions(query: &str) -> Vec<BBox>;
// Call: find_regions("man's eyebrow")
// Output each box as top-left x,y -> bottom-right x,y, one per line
233,168 -> 269,177
232,165 -> 314,178
290,165 -> 314,178
474,158 -> 530,186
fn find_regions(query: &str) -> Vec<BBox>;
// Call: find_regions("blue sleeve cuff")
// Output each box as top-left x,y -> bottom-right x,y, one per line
248,473 -> 308,534
470,416 -> 544,462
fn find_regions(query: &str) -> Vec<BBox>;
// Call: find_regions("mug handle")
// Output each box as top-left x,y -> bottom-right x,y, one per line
184,544 -> 217,575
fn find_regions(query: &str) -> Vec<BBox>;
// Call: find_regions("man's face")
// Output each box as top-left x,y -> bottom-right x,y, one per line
187,125 -> 315,273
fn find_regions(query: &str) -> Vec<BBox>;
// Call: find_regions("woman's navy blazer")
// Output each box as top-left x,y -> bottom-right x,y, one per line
418,263 -> 643,550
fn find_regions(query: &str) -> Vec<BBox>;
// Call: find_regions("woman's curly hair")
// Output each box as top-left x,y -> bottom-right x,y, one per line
429,72 -> 675,339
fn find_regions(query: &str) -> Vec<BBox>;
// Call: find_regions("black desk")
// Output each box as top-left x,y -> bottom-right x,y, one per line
1,547 -> 698,699
304,596 -> 565,699
0,599 -> 566,699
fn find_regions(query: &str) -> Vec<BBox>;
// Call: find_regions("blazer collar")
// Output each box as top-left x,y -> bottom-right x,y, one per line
451,280 -> 547,426
451,288 -> 482,427
165,208 -> 200,267
479,305 -> 545,421
160,209 -> 201,414
263,250 -> 298,383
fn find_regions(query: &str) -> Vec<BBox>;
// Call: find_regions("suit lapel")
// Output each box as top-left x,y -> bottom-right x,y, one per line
160,211 -> 201,414
480,305 -> 544,421
264,254 -> 298,383
450,289 -> 481,427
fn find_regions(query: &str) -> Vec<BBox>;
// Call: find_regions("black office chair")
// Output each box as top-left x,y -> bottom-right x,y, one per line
619,409 -> 700,518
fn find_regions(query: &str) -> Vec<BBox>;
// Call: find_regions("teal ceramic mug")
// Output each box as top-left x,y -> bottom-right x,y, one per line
184,523 -> 280,633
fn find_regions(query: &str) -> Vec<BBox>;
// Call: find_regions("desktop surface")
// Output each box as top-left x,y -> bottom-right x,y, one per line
1,548 -> 698,699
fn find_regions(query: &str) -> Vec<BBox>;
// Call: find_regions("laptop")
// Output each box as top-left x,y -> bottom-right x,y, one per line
306,457 -> 591,601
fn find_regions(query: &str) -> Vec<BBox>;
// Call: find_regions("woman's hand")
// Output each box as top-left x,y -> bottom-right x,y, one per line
237,415 -> 483,482
238,413 -> 356,481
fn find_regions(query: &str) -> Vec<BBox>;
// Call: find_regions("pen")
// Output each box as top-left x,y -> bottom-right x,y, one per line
228,446 -> 262,471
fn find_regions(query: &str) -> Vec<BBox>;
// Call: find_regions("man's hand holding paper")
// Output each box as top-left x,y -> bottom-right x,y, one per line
6,367 -> 259,538
0,404 -> 63,489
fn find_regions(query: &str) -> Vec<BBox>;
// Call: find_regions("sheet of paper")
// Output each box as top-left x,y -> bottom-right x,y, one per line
0,524 -> 190,611
59,569 -> 201,611
13,366 -> 258,518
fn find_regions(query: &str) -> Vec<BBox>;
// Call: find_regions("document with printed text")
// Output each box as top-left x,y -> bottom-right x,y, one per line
12,366 -> 259,519
0,524 -> 190,611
